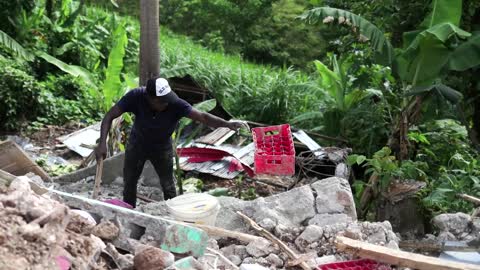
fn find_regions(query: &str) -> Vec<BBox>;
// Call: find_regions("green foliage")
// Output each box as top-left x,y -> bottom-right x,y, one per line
348,147 -> 428,192
0,30 -> 34,60
409,120 -> 480,214
0,57 -> 41,130
301,7 -> 394,66
36,51 -> 96,86
159,29 -> 325,124
102,21 -> 128,111
36,155 -> 78,176
0,0 -> 35,36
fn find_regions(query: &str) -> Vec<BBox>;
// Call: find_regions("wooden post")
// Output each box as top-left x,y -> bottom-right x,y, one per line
92,159 -> 104,199
336,236 -> 480,270
139,0 -> 160,85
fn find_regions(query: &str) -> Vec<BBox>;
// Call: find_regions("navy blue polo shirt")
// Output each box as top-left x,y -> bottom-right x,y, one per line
116,87 -> 192,150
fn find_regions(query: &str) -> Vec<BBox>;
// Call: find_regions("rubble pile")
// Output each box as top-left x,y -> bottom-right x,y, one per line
428,212 -> 480,243
0,178 -> 111,269
141,177 -> 400,269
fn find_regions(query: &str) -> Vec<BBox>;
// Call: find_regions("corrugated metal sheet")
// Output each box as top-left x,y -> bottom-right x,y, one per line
178,143 -> 255,179
293,130 -> 326,158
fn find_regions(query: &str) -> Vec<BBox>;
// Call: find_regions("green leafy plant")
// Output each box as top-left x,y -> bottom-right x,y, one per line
173,99 -> 217,195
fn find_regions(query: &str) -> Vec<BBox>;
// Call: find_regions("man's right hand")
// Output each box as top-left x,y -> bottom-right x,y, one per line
95,143 -> 107,162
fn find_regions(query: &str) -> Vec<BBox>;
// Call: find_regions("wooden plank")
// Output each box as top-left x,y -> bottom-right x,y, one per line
0,140 -> 50,181
0,169 -> 48,194
459,194 -> 480,205
196,127 -> 235,146
336,236 -> 480,270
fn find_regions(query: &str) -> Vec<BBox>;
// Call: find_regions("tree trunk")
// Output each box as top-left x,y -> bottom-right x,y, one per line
139,0 -> 160,86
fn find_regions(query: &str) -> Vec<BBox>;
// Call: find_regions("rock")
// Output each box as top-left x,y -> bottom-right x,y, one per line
243,257 -> 256,264
234,245 -> 248,259
228,255 -> 242,266
255,257 -> 269,266
266,254 -> 283,267
335,163 -> 350,179
310,177 -> 357,220
216,186 -> 315,231
220,245 -> 236,257
240,264 -> 270,270
246,238 -> 278,257
274,224 -> 298,242
344,223 -> 362,240
215,196 -> 253,232
134,246 -> 174,270
295,225 -> 323,250
308,213 -> 353,227
438,231 -> 456,242
207,239 -> 219,250
253,185 -> 315,227
314,255 -> 337,265
387,240 -> 399,250
91,220 -> 119,241
259,218 -> 276,231
173,256 -> 205,270
433,213 -> 471,235
139,201 -> 169,217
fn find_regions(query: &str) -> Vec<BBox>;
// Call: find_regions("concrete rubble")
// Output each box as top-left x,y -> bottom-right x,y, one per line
0,168 -> 404,269
1,132 -> 406,269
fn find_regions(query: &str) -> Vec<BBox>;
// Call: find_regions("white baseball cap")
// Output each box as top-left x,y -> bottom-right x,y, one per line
146,77 -> 179,103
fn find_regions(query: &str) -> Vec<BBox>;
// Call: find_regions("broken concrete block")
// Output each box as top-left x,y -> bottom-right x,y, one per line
246,238 -> 278,257
334,163 -> 350,179
240,263 -> 270,270
308,213 -> 353,227
252,185 -> 315,227
311,177 -> 357,220
344,223 -> 362,240
216,185 -> 315,232
49,189 -> 208,257
228,255 -> 242,266
91,220 -> 119,241
134,246 -> 174,270
258,218 -> 276,231
235,245 -> 248,259
295,225 -> 323,249
433,213 -> 472,235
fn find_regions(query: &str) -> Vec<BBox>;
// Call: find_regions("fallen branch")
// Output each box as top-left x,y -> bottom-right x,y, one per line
206,247 -> 240,270
336,236 -> 480,270
236,211 -> 311,270
189,223 -> 263,244
458,194 -> 480,205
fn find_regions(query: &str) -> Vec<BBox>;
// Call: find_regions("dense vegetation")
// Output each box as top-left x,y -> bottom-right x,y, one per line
1,0 -> 480,226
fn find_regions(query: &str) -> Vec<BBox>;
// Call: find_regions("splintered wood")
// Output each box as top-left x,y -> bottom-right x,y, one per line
336,236 -> 480,270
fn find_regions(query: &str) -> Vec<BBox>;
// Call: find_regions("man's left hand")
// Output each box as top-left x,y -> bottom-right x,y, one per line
228,120 -> 249,131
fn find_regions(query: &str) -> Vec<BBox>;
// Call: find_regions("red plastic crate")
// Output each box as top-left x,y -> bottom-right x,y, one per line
318,259 -> 392,270
252,124 -> 295,176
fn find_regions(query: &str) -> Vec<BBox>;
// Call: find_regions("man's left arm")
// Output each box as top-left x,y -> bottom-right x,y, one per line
187,108 -> 246,131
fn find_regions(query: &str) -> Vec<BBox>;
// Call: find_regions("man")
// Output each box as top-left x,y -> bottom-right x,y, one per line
95,77 -> 244,207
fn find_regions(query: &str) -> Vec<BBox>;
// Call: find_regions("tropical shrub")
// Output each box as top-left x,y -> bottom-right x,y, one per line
0,56 -> 41,130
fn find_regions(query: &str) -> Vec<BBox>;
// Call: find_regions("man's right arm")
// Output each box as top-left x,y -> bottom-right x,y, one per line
95,105 -> 124,161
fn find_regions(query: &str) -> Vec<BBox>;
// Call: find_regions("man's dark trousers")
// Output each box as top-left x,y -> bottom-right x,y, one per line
122,143 -> 176,207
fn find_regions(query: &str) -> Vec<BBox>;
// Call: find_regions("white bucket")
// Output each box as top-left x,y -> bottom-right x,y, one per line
166,193 -> 220,226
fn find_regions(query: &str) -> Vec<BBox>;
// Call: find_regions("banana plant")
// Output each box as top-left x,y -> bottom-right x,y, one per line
0,29 -> 96,86
292,54 -> 382,135
301,0 -> 480,158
